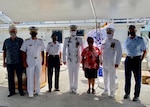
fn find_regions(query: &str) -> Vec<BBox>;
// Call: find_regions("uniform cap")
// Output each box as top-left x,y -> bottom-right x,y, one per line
28,26 -> 39,32
106,27 -> 115,33
69,25 -> 78,30
129,25 -> 136,29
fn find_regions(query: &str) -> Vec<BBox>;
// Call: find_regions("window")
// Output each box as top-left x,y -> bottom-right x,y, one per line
76,30 -> 84,36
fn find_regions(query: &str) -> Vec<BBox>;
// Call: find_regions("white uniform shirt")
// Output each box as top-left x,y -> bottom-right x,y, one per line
101,38 -> 122,67
63,36 -> 83,63
46,41 -> 61,55
20,38 -> 45,66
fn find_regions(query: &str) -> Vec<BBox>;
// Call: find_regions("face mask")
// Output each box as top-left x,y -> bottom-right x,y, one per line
71,31 -> 77,36
53,38 -> 57,41
129,32 -> 135,36
10,32 -> 16,37
107,34 -> 113,39
30,32 -> 37,37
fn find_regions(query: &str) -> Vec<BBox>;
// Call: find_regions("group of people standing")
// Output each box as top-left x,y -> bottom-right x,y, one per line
2,24 -> 147,102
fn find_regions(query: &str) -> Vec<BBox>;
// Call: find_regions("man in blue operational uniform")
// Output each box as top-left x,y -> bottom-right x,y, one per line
21,26 -> 45,98
63,25 -> 83,94
101,27 -> 122,98
3,24 -> 25,97
124,25 -> 147,101
46,32 -> 62,92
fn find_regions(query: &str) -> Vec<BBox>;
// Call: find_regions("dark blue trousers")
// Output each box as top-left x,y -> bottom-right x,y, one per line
47,55 -> 60,90
7,64 -> 24,94
124,56 -> 141,97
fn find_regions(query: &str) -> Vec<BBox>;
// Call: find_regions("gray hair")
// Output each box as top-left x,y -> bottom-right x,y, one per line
9,24 -> 17,32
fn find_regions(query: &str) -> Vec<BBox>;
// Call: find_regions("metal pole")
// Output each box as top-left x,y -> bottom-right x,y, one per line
89,0 -> 97,28
90,0 -> 101,47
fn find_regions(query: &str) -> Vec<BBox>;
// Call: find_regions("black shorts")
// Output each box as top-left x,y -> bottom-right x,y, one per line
84,68 -> 98,79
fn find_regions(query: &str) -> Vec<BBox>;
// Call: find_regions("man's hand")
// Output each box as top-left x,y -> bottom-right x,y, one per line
46,62 -> 48,67
115,64 -> 119,68
82,67 -> 85,71
3,62 -> 6,67
23,62 -> 28,68
63,62 -> 66,65
42,60 -> 44,65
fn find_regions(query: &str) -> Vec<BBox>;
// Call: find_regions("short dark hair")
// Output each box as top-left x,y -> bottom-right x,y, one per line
129,25 -> 136,29
87,37 -> 94,43
51,32 -> 57,37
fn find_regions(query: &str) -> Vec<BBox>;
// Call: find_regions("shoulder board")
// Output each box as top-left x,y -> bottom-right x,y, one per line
48,42 -> 52,44
65,37 -> 70,39
137,36 -> 143,39
114,39 -> 119,41
25,38 -> 30,41
77,37 -> 82,39
38,38 -> 42,40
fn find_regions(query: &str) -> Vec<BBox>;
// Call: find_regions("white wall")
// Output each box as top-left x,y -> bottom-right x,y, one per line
0,24 -> 144,53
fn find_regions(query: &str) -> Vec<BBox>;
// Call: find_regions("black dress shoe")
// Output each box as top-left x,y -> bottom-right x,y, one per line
20,92 -> 25,96
132,97 -> 139,101
7,93 -> 16,97
124,94 -> 130,99
54,89 -> 60,91
92,88 -> 95,94
48,89 -> 52,92
87,88 -> 90,94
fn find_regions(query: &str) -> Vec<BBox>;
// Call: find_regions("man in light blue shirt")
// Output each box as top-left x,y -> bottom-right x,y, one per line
124,25 -> 147,101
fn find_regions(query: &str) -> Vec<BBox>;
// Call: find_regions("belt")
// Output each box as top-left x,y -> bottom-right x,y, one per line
127,55 -> 141,59
49,55 -> 59,57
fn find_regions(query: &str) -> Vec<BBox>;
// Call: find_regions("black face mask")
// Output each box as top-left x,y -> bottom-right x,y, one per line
30,32 -> 37,37
53,38 -> 57,41
129,32 -> 135,36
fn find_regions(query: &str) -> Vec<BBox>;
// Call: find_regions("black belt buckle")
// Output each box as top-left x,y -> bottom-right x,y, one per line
128,56 -> 140,59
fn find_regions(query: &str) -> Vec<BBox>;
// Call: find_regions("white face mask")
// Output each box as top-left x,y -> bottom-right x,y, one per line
107,34 -> 113,39
10,32 -> 16,38
70,31 -> 77,36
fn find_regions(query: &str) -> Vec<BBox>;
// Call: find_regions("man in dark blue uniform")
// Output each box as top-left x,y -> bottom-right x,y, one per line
124,25 -> 147,101
3,24 -> 25,97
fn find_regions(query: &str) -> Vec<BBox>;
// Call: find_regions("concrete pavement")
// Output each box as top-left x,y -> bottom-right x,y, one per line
0,64 -> 150,107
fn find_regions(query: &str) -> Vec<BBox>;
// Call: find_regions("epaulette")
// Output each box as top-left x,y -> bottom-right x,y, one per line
77,37 -> 82,39
65,37 -> 70,39
25,38 -> 30,41
48,42 -> 52,44
137,36 -> 143,39
114,39 -> 119,41
38,38 -> 42,40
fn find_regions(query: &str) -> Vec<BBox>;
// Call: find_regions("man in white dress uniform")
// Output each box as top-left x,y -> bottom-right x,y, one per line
101,27 -> 122,98
21,26 -> 45,97
63,25 -> 83,94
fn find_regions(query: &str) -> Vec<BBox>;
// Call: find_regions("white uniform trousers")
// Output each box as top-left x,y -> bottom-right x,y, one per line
26,63 -> 41,95
67,61 -> 79,91
103,66 -> 116,94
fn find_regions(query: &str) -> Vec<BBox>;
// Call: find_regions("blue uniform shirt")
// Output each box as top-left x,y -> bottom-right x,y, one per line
125,36 -> 146,56
2,37 -> 23,64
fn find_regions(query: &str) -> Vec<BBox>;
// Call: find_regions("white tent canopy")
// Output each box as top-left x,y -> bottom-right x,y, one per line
0,0 -> 150,24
